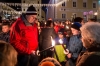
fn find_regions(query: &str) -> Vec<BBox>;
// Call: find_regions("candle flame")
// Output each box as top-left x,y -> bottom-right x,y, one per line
51,36 -> 55,46
66,26 -> 69,29
59,39 -> 63,44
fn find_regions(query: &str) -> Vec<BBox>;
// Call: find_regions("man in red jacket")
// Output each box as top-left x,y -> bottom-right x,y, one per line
10,5 -> 38,66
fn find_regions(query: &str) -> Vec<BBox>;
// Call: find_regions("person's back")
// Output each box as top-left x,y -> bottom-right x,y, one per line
40,27 -> 56,49
0,40 -> 17,66
39,20 -> 57,61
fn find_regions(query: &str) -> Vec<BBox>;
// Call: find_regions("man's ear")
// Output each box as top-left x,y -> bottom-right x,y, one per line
88,38 -> 94,44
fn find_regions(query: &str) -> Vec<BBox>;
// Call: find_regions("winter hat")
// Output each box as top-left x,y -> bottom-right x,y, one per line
26,5 -> 37,15
71,22 -> 82,31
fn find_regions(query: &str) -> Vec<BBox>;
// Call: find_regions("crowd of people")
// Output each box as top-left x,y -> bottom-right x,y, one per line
0,5 -> 100,66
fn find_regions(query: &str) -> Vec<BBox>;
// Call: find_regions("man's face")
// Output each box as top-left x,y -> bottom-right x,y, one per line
26,15 -> 37,23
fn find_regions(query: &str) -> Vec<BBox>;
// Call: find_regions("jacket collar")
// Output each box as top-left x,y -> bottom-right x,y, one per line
21,14 -> 33,26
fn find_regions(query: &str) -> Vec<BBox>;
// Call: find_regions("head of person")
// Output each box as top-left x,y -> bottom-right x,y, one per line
71,22 -> 82,35
80,22 -> 100,49
46,20 -> 54,27
58,29 -> 65,39
2,22 -> 10,33
38,57 -> 61,66
0,41 -> 17,66
26,5 -> 37,23
88,18 -> 96,22
74,17 -> 84,25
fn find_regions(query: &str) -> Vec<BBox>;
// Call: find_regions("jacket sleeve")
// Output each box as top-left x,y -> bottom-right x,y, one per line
10,22 -> 31,54
71,42 -> 83,60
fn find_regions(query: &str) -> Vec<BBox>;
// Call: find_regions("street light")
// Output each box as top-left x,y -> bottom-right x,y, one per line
94,12 -> 98,21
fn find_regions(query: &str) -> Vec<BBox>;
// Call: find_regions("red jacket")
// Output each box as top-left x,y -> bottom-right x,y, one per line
10,17 -> 38,54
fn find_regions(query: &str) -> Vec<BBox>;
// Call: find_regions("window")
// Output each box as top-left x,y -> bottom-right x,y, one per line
23,0 -> 25,3
38,14 -> 39,16
38,9 -> 39,11
73,2 -> 76,7
23,9 -> 25,11
93,3 -> 96,8
62,2 -> 66,6
38,1 -> 39,4
83,2 -> 86,8
62,14 -> 66,18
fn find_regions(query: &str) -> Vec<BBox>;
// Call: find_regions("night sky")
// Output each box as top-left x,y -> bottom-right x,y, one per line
0,0 -> 50,3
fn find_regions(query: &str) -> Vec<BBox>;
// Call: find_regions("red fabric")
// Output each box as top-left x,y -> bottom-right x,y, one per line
54,25 -> 60,34
10,18 -> 38,54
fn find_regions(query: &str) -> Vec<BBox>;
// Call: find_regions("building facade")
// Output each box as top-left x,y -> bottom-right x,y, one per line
47,0 -> 98,21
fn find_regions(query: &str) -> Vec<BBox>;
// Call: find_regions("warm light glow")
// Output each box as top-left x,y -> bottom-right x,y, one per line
94,12 -> 98,15
59,39 -> 63,44
45,22 -> 46,25
66,26 -> 69,29
72,23 -> 74,24
51,36 -> 55,46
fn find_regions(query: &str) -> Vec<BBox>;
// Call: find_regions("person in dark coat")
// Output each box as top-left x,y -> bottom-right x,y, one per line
76,22 -> 100,66
39,20 -> 57,61
0,22 -> 10,43
10,5 -> 39,66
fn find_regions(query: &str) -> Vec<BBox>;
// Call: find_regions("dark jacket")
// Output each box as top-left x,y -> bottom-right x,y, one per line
10,14 -> 38,54
0,31 -> 10,43
39,27 -> 57,50
76,45 -> 100,66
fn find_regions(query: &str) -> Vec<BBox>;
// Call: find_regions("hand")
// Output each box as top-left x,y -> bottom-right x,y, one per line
31,50 -> 36,55
50,48 -> 54,51
64,49 -> 69,54
36,50 -> 40,56
67,53 -> 72,58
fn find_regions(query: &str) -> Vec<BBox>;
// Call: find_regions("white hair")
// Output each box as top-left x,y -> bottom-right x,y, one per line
80,22 -> 100,43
